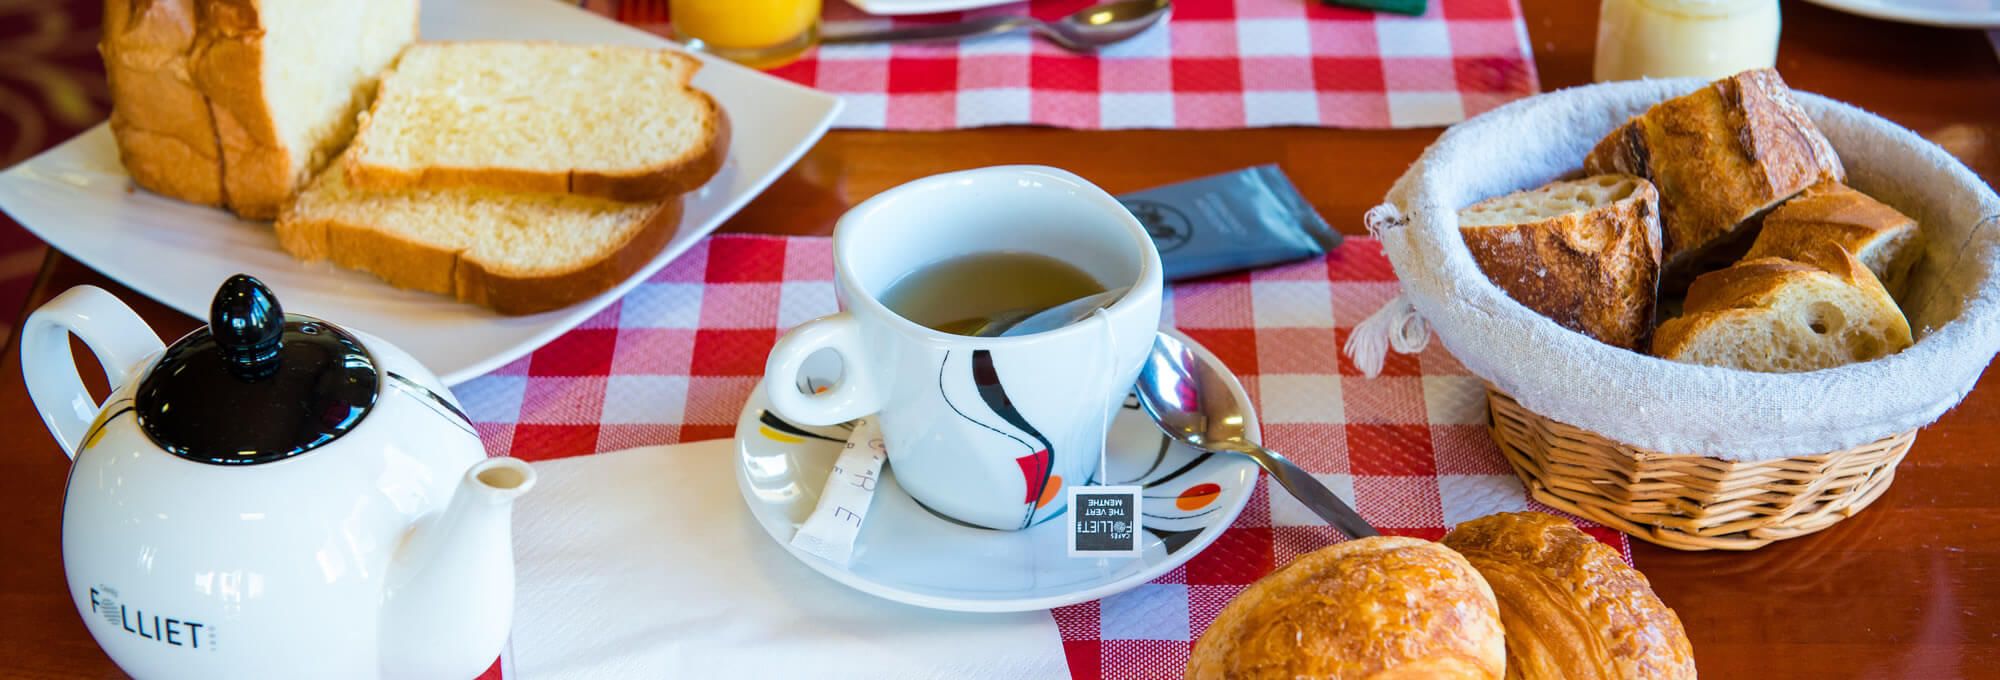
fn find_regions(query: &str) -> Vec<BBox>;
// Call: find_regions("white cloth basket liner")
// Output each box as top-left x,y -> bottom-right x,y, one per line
1372,78 -> 2000,461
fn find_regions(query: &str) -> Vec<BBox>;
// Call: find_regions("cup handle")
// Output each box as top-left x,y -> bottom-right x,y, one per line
22,286 -> 166,459
763,313 -> 883,427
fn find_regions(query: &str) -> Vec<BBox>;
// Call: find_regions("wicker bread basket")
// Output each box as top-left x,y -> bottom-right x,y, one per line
1369,78 -> 2000,551
1484,387 -> 1913,550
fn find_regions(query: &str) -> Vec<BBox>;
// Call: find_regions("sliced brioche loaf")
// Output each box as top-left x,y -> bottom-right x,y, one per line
1584,69 -> 1844,288
1653,243 -> 1913,372
102,0 -> 418,218
344,42 -> 727,201
1745,181 -> 1923,300
277,157 -> 682,315
1459,175 -> 1664,351
102,0 -> 224,207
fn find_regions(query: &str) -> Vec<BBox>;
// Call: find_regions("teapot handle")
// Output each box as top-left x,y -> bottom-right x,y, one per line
22,286 -> 166,459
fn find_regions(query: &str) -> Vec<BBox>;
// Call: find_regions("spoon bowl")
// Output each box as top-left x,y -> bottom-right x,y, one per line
1135,332 -> 1381,539
821,0 -> 1172,52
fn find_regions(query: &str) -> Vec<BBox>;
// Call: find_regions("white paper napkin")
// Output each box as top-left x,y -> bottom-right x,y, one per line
507,441 -> 1069,679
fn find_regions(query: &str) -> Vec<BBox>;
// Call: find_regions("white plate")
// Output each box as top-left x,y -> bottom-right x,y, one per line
847,0 -> 1020,16
734,330 -> 1260,613
0,0 -> 840,385
1801,0 -> 2000,27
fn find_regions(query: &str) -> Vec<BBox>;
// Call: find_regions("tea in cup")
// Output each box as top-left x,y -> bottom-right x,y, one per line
763,166 -> 1165,531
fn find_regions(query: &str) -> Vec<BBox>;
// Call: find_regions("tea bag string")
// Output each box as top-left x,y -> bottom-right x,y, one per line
1094,308 -> 1116,484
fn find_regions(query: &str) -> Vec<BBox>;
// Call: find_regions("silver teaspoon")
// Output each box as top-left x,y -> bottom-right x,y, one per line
934,286 -> 1130,338
1135,332 -> 1381,540
820,0 -> 1171,52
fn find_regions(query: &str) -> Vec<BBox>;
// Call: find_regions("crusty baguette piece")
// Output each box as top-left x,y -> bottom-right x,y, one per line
101,0 -> 418,219
276,157 -> 683,315
102,0 -> 224,208
1188,536 -> 1505,680
1585,69 -> 1844,287
1443,512 -> 1696,680
1746,181 -> 1922,300
344,42 -> 728,202
1458,175 -> 1663,351
1653,243 -> 1913,372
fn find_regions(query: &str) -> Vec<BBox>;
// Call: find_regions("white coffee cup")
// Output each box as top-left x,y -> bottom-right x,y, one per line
763,166 -> 1165,531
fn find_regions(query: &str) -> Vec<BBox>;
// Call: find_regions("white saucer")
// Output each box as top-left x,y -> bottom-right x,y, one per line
733,330 -> 1260,613
1802,0 -> 2000,27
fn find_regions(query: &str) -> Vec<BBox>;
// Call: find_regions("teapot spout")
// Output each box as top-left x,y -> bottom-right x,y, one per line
380,458 -> 535,679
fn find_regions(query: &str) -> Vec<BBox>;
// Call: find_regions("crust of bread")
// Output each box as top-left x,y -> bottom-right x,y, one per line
1682,245 -> 1875,315
1585,69 -> 1844,287
274,197 -> 684,316
1746,181 -> 1922,298
190,0 -> 289,219
1652,244 -> 1913,367
1442,512 -> 1696,680
1460,176 -> 1663,351
1188,536 -> 1505,680
101,0 -> 225,207
343,46 -> 728,201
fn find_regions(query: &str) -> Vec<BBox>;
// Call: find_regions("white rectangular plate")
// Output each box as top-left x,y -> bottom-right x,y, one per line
0,0 -> 840,385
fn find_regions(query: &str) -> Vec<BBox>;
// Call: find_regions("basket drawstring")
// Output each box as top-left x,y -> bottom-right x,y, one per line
1344,293 -> 1429,378
1345,203 -> 1428,378
1364,202 -> 1407,239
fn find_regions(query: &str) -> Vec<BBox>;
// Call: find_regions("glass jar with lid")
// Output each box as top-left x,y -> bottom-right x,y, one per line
1594,0 -> 1781,82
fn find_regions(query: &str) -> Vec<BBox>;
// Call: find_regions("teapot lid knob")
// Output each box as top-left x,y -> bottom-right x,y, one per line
212,274 -> 284,378
132,275 -> 380,466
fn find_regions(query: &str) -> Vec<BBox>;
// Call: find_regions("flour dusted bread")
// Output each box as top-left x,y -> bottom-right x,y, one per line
1746,181 -> 1922,299
1653,243 -> 1913,372
1585,69 -> 1843,285
1443,513 -> 1696,680
344,42 -> 727,201
1459,175 -> 1663,351
101,0 -> 418,218
277,157 -> 681,315
1188,537 -> 1505,680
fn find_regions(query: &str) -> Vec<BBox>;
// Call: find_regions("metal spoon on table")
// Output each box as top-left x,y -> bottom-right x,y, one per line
1135,333 -> 1381,540
820,0 -> 1171,52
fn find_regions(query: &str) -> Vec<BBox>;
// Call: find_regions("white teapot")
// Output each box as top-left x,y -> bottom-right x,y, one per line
22,275 -> 533,679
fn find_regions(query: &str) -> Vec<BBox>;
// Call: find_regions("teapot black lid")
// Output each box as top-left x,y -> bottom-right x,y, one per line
134,275 -> 380,465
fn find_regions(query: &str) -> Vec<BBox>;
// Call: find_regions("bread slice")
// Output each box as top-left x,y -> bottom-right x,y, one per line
344,42 -> 728,202
102,0 -> 419,218
1746,181 -> 1923,300
1585,69 -> 1844,289
1459,175 -> 1664,351
1652,243 -> 1913,372
276,157 -> 683,315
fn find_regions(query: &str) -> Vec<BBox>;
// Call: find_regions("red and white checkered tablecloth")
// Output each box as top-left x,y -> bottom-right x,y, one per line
588,0 -> 1540,129
456,233 -> 1629,680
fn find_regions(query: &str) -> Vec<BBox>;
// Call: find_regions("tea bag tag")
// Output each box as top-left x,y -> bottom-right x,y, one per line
1068,308 -> 1142,558
790,417 -> 887,567
1067,485 -> 1143,557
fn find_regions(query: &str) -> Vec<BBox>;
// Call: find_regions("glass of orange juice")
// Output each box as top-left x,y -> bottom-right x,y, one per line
671,0 -> 821,70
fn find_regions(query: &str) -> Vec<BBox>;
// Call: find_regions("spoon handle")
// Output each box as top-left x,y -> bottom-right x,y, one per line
1228,443 -> 1380,539
820,16 -> 1034,46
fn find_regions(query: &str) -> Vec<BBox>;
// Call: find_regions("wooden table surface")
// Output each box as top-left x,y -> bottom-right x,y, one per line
4,1 -> 1998,677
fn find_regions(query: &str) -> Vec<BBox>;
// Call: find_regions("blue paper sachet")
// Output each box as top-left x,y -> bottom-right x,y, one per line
1117,165 -> 1341,281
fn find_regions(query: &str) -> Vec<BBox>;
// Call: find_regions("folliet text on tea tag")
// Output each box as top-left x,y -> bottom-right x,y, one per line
1068,485 -> 1142,557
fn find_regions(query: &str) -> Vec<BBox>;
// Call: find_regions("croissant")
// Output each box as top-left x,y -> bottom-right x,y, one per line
1188,536 -> 1505,679
1442,512 -> 1696,679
